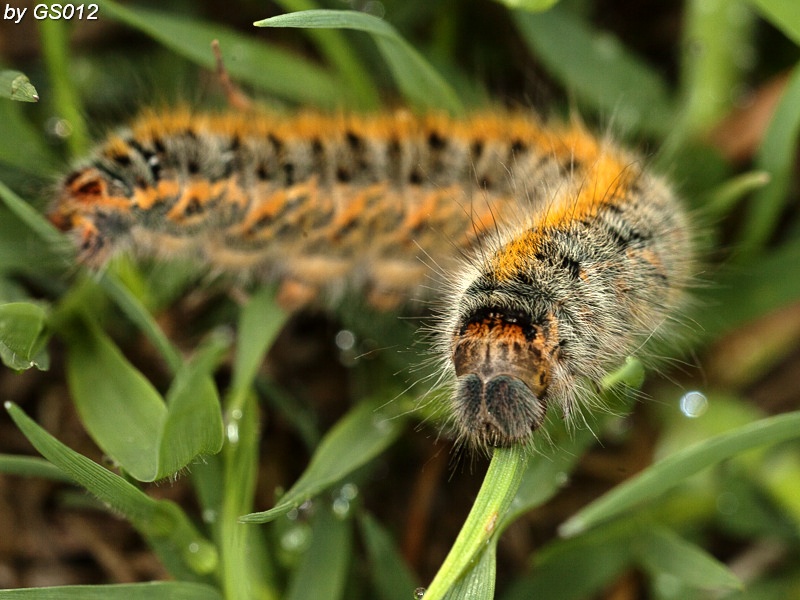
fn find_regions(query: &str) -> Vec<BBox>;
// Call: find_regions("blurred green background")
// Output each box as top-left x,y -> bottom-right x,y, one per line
1,0 -> 800,598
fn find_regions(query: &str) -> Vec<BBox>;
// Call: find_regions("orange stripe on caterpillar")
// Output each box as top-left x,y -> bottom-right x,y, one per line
50,109 -> 693,450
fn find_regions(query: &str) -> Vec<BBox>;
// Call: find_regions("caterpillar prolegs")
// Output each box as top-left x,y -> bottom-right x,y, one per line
49,109 -> 692,449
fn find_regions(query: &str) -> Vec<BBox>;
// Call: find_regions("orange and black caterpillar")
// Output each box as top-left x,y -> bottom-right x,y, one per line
50,109 -> 692,450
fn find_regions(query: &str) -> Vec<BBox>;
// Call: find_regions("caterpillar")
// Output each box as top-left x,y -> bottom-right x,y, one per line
49,108 -> 693,450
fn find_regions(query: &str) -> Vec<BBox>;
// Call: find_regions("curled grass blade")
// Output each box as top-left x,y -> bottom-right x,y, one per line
561,410 -> 800,537
255,10 -> 463,115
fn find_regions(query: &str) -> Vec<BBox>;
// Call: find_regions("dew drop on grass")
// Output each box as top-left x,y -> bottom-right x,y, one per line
679,390 -> 708,418
413,587 -> 426,599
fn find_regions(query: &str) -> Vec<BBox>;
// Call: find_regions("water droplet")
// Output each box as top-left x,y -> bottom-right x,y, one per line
554,472 -> 570,487
332,497 -> 350,518
413,587 -> 426,599
372,415 -> 391,433
680,391 -> 708,418
183,540 -> 218,574
281,524 -> 311,553
226,422 -> 240,444
335,329 -> 356,351
202,509 -> 217,524
46,117 -> 72,139
286,508 -> 299,521
340,483 -> 358,501
230,408 -> 243,420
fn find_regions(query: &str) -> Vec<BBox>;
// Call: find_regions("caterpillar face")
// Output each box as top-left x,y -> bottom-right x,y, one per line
50,109 -> 692,450
451,306 -> 556,447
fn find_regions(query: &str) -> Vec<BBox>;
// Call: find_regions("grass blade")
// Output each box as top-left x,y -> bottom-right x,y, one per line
749,0 -> 800,45
0,70 -> 39,102
359,512 -> 420,600
5,402 -> 218,580
739,61 -> 800,254
240,399 -> 404,523
0,455 -> 71,482
561,410 -> 800,536
63,315 -> 167,481
0,302 -> 50,371
423,445 -> 528,600
285,505 -> 352,600
255,10 -> 463,115
512,6 -> 675,135
0,582 -> 222,599
96,0 -> 350,107
637,525 -> 742,591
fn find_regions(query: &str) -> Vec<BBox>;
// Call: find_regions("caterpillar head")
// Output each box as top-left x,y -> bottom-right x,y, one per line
450,305 -> 557,449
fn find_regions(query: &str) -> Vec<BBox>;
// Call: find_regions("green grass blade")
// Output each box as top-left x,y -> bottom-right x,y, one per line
227,286 -> 286,418
636,525 -> 742,591
512,6 -> 675,136
158,333 -> 227,475
0,103 -> 57,175
739,61 -> 800,254
561,410 -> 800,537
215,288 -> 285,600
0,454 -> 71,481
423,445 -> 528,600
240,399 -> 404,523
96,0 -> 350,107
255,10 -> 464,115
0,180 -> 70,257
0,302 -> 50,371
5,402 -> 218,580
359,512 -> 420,600
441,539 -> 497,600
219,391 -> 279,600
63,315 -> 166,481
0,582 -> 223,599
677,0 -> 754,141
37,18 -> 89,157
492,0 -> 559,10
501,520 -> 635,600
749,0 -> 800,45
695,235 -> 800,340
285,505 -> 352,600
272,0 -> 381,110
98,272 -> 183,373
0,70 -> 39,102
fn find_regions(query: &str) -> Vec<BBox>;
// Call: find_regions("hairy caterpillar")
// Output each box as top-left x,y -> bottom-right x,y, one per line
49,109 -> 692,450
